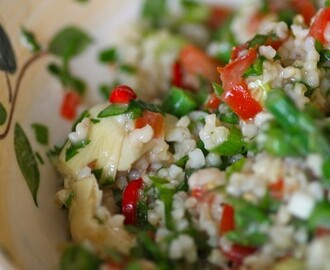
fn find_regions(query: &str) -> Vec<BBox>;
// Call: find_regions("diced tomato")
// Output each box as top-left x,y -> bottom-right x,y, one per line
269,178 -> 284,200
60,91 -> 81,121
179,44 -> 221,84
222,84 -> 262,120
206,92 -> 221,110
310,7 -> 330,45
219,48 -> 257,91
219,204 -> 235,236
109,85 -> 137,104
292,0 -> 316,25
207,6 -> 232,29
122,178 -> 143,225
218,48 -> 262,120
135,111 -> 164,138
231,36 -> 284,61
222,244 -> 257,266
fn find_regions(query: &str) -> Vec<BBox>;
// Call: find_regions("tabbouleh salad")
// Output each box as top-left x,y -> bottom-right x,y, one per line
52,0 -> 330,269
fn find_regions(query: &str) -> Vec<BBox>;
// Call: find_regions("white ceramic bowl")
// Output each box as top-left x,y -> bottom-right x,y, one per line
0,1 -> 243,269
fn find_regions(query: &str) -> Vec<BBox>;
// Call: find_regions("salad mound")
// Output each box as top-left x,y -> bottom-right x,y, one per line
54,0 -> 330,269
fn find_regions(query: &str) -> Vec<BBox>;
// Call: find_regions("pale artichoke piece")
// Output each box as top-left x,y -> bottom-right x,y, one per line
69,174 -> 134,254
118,124 -> 155,171
58,112 -> 125,182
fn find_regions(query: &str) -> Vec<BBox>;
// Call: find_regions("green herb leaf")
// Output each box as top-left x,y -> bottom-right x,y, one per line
98,47 -> 118,63
49,26 -> 92,60
212,82 -> 224,97
21,27 -> 41,52
318,49 -> 330,69
47,63 -> 86,94
91,168 -> 103,181
60,244 -> 102,270
161,87 -> 198,117
175,155 -> 189,168
247,34 -> 269,48
210,126 -> 247,156
226,157 -> 245,178
65,139 -> 90,161
98,100 -> 162,119
71,110 -> 90,132
0,102 -> 7,125
14,123 -> 40,206
131,99 -> 163,114
97,104 -> 129,118
0,25 -> 17,73
31,123 -> 48,145
243,56 -> 265,78
90,118 -> 100,124
277,8 -> 297,26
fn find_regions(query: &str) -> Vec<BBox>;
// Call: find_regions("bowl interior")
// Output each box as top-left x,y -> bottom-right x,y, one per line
0,1 -> 141,269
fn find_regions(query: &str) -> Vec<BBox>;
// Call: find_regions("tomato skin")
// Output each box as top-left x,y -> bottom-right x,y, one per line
220,204 -> 235,236
292,0 -> 316,25
219,48 -> 257,91
109,85 -> 137,104
222,244 -> 257,266
310,7 -> 330,45
222,84 -> 262,120
135,111 -> 164,138
122,178 -> 143,225
179,44 -> 221,84
218,48 -> 262,120
60,91 -> 81,121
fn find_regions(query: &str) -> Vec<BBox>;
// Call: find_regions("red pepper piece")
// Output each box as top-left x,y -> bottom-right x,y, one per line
122,178 -> 143,225
109,85 -> 137,104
